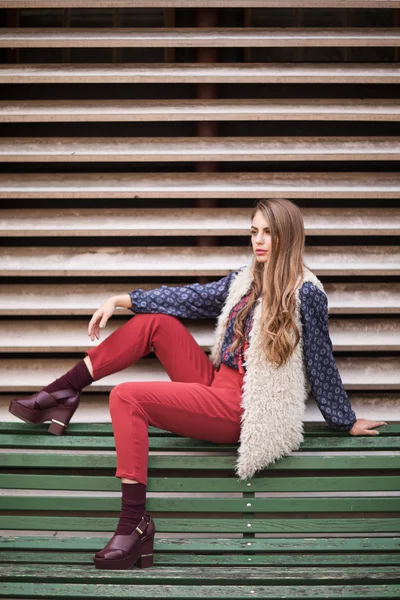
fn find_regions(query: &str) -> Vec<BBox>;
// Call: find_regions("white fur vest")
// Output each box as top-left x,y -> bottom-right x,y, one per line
209,262 -> 326,481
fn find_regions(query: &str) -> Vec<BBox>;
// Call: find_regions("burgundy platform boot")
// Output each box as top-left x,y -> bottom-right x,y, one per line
8,389 -> 80,435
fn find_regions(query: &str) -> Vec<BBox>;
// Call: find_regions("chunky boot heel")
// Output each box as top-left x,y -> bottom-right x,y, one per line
93,514 -> 156,570
48,418 -> 68,436
136,552 -> 154,569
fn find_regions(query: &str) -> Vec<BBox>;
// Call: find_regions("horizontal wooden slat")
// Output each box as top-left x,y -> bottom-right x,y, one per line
1,0 -> 399,7
1,282 -> 399,316
3,420 -> 396,438
1,247 -> 399,276
1,451 -> 400,471
0,172 -> 399,198
1,207 -> 400,237
1,536 -> 398,553
1,27 -> 399,48
1,582 -> 398,599
2,469 -> 400,489
0,432 -> 400,450
2,318 -> 399,352
2,564 -> 400,585
2,496 -> 399,513
1,137 -> 399,162
2,551 -> 400,567
1,357 -> 399,392
1,63 -> 399,84
1,99 -> 399,123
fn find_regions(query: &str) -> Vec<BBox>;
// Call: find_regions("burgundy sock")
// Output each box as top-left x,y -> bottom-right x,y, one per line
43,359 -> 93,396
114,482 -> 147,535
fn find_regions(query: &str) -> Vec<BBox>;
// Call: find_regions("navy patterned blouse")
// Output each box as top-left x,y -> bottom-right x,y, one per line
128,269 -> 357,432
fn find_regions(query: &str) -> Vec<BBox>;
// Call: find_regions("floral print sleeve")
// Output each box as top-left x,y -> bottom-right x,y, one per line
300,282 -> 357,432
128,268 -> 242,320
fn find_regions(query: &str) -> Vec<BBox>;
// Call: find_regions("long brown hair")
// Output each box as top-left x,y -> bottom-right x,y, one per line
230,198 -> 307,368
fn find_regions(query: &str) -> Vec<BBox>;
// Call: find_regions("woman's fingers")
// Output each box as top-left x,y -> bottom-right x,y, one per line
350,419 -> 388,436
88,310 -> 103,341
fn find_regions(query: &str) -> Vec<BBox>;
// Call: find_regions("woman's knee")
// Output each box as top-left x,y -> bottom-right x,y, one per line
109,382 -> 139,414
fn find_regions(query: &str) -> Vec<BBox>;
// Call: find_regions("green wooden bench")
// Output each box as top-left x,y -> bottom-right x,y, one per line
0,420 -> 399,599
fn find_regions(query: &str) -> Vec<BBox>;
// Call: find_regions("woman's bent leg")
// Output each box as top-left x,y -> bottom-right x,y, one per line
110,377 -> 242,485
85,313 -> 214,385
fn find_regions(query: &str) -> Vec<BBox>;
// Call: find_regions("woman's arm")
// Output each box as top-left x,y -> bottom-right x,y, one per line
300,282 -> 358,432
127,267 -> 244,320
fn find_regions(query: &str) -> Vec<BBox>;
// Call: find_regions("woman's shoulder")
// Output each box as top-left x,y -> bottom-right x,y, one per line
299,281 -> 328,314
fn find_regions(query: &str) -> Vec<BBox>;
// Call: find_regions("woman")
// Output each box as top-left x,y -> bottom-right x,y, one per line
9,198 -> 387,571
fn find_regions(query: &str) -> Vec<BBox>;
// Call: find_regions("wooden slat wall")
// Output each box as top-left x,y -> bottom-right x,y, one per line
0,2 -> 399,428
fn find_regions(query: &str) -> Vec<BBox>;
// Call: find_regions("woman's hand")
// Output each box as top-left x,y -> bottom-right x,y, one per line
349,418 -> 388,436
88,297 -> 117,341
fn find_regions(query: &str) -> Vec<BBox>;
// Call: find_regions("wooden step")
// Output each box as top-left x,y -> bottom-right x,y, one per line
1,246 -> 400,277
1,357 -> 399,392
2,392 -> 399,425
1,99 -> 399,123
1,27 -> 399,48
1,63 -> 399,84
1,282 -> 399,316
2,318 -> 399,353
1,207 -> 399,237
2,393 -> 399,424
1,1 -> 399,8
1,137 -> 399,163
0,172 -> 399,198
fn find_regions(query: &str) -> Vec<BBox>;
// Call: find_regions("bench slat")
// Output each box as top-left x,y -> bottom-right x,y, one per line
1,473 -> 399,492
1,452 -> 399,469
0,433 -> 398,450
2,422 -> 398,436
1,536 -> 398,552
2,582 -> 400,599
2,551 -> 399,566
1,496 -> 399,512
1,563 -> 400,582
0,516 -> 399,533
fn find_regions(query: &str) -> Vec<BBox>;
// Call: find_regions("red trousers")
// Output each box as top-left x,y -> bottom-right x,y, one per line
85,313 -> 244,485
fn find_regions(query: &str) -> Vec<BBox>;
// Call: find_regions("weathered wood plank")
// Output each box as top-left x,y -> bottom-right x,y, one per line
1,207 -> 400,237
2,551 -> 399,566
1,28 -> 399,48
1,99 -> 399,123
1,0 -> 400,7
1,282 -> 399,316
1,137 -> 399,162
1,63 -> 399,84
1,452 -> 399,470
1,172 -> 399,199
0,516 -> 399,533
1,582 -> 399,599
1,563 -> 400,583
2,356 -> 399,392
1,246 -> 400,277
0,495 -> 399,513
2,318 -> 399,353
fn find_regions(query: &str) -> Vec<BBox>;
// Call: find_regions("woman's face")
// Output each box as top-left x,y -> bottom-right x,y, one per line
250,210 -> 272,263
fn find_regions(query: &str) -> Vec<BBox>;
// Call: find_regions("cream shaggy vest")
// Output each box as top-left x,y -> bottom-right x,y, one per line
209,262 -> 326,481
